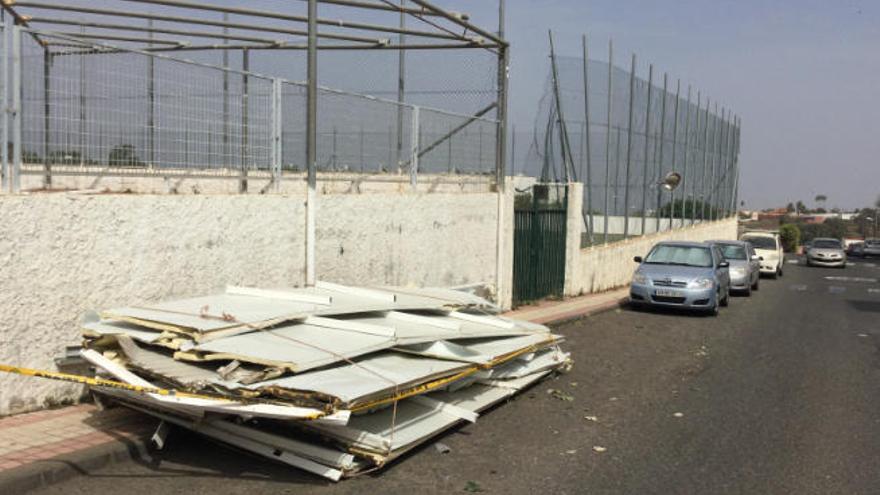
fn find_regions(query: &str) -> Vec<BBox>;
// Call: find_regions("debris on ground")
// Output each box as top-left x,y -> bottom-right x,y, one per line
463,480 -> 485,492
673,412 -> 684,418
435,442 -> 451,454
592,446 -> 607,453
584,415 -> 598,422
547,389 -> 575,402
71,282 -> 571,481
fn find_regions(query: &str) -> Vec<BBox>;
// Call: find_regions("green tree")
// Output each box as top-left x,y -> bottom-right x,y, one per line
779,224 -> 800,252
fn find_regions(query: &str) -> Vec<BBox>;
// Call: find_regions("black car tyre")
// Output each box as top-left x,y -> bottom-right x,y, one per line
752,277 -> 760,291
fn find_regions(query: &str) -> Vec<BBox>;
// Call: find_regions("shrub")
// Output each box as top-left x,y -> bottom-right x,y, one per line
779,223 -> 800,252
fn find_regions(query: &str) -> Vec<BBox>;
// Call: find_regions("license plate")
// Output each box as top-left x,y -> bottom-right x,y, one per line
655,289 -> 683,297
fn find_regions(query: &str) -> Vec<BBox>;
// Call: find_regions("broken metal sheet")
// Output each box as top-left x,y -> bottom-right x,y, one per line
186,322 -> 395,372
308,370 -> 551,457
394,333 -> 563,365
102,294 -> 316,336
80,312 -> 165,345
114,336 -> 228,387
482,348 -> 571,380
81,349 -> 350,425
111,398 -> 351,482
379,286 -> 500,312
235,353 -> 472,408
333,311 -> 549,346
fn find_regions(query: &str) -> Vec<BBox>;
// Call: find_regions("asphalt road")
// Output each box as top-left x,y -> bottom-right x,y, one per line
26,257 -> 880,494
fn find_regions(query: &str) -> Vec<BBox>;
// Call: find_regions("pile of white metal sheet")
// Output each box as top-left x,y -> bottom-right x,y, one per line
79,282 -> 570,481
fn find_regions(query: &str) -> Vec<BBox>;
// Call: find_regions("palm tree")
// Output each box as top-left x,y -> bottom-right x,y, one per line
814,194 -> 827,210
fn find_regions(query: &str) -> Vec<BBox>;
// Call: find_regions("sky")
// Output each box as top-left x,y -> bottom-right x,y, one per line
447,0 -> 880,210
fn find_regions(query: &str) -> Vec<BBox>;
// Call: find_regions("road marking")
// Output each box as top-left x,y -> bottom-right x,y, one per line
824,276 -> 878,283
786,259 -> 800,265
868,288 -> 880,294
789,284 -> 808,291
828,286 -> 846,294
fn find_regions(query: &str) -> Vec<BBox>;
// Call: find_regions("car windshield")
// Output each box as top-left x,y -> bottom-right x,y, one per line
644,245 -> 713,267
812,239 -> 841,249
717,244 -> 747,260
742,236 -> 777,250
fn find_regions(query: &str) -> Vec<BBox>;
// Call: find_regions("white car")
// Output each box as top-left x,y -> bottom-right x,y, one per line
740,231 -> 784,278
864,238 -> 880,258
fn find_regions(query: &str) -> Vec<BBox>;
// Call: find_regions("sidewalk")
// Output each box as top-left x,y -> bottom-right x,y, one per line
0,287 -> 629,492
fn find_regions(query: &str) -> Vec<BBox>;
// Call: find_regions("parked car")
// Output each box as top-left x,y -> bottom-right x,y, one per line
846,241 -> 864,258
804,238 -> 847,268
740,231 -> 784,278
630,241 -> 731,316
864,238 -> 880,258
708,240 -> 761,295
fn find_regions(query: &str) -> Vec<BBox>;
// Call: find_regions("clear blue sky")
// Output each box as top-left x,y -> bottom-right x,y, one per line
450,0 -> 879,210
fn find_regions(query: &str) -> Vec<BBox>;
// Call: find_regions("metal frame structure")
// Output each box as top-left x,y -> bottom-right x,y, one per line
0,0 -> 510,195
533,33 -> 741,246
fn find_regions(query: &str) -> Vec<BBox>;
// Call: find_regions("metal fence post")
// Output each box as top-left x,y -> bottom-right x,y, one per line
679,85 -> 692,227
655,73 -> 668,232
410,104 -> 419,190
271,78 -> 282,192
668,79 -> 680,229
603,39 -> 612,244
690,92 -> 701,225
239,48 -> 250,193
1,16 -> 9,192
640,64 -> 653,236
622,53 -> 635,239
11,24 -> 20,193
305,0 -> 317,286
495,0 -> 508,190
42,47 -> 51,188
581,34 -> 594,244
700,98 -> 710,222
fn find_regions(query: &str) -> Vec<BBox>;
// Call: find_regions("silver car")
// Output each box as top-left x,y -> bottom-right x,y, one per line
864,238 -> 880,258
805,238 -> 847,268
630,241 -> 731,316
708,240 -> 761,295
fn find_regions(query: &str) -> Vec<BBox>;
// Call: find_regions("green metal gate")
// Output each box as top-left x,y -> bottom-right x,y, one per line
513,185 -> 568,305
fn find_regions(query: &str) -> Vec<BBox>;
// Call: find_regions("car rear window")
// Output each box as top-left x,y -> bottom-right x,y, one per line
718,245 -> 747,260
645,245 -> 713,267
742,236 -> 777,250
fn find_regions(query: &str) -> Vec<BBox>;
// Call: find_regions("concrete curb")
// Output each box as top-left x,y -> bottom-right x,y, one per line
0,293 -> 628,493
0,425 -> 154,494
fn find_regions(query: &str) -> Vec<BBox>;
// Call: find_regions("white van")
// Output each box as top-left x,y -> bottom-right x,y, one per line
740,231 -> 784,278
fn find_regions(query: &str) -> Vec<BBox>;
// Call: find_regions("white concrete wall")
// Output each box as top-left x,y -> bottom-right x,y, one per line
0,189 -> 510,415
589,215 -> 699,236
0,194 -> 307,415
315,193 -> 502,289
567,217 -> 739,296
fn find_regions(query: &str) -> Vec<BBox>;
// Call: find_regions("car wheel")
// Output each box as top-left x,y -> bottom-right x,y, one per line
744,283 -> 752,297
708,300 -> 720,316
752,277 -> 760,291
721,288 -> 730,306
778,265 -> 784,277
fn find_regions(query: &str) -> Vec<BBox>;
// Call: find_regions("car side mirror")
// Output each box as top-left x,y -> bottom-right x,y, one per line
751,255 -> 761,261
633,256 -> 643,263
718,261 -> 730,268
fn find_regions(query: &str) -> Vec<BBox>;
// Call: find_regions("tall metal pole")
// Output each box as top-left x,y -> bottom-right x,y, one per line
640,64 -> 653,236
305,0 -> 318,286
603,39 -> 612,244
679,85 -> 692,227
622,53 -> 635,239
11,24 -> 21,193
582,34 -> 594,243
709,104 -> 720,220
395,0 -> 405,171
222,13 -> 229,167
239,48 -> 249,193
668,79 -> 680,228
548,30 -> 574,182
495,0 -> 508,189
2,13 -> 10,191
43,47 -> 51,187
690,91 -> 701,225
700,98 -> 710,221
148,19 -> 155,166
655,72 -> 668,232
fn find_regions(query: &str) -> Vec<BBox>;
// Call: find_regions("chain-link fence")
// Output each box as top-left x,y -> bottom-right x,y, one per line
525,42 -> 741,246
2,27 -> 501,191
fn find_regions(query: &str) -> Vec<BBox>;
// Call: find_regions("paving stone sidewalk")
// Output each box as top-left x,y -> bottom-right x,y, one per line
0,287 -> 628,491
